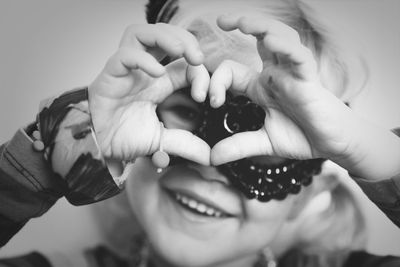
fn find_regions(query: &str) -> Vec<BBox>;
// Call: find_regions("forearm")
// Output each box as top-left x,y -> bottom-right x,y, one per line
37,87 -> 124,205
0,129 -> 62,246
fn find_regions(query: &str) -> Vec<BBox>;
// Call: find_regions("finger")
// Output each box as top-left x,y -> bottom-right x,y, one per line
163,128 -> 211,165
261,35 -> 317,79
217,14 -> 244,31
122,24 -> 183,56
163,59 -> 210,95
187,64 -> 210,103
105,47 -> 165,77
209,60 -> 232,108
161,24 -> 205,65
217,15 -> 300,44
123,24 -> 204,66
210,130 -> 272,166
210,60 -> 258,107
210,108 -> 314,166
217,15 -> 309,68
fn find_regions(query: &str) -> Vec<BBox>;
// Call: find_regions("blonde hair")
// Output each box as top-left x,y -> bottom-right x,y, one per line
164,0 -> 360,101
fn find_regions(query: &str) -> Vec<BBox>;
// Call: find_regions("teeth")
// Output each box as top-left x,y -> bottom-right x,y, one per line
188,199 -> 197,209
173,192 -> 226,218
206,208 -> 214,216
196,203 -> 207,213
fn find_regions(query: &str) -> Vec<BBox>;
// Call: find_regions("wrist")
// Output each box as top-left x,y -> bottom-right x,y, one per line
87,88 -> 114,158
37,87 -> 125,205
333,115 -> 400,181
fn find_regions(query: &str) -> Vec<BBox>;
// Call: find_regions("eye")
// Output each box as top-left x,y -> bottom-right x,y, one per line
168,105 -> 199,121
157,91 -> 201,131
159,105 -> 201,131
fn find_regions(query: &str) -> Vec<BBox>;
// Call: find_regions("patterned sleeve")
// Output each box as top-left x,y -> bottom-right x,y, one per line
0,87 -> 125,246
36,87 -> 124,205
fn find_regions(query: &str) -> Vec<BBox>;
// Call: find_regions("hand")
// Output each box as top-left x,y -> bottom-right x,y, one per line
209,15 -> 359,166
88,23 -> 211,165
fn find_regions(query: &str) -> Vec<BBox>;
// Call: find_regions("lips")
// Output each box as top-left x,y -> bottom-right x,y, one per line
160,165 -> 242,218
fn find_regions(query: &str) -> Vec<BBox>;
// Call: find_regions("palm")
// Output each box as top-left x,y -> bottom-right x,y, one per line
86,23 -> 212,166
89,71 -> 165,160
256,67 -> 352,160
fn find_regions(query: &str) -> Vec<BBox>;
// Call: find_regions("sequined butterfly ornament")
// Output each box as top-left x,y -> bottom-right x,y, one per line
166,90 -> 325,202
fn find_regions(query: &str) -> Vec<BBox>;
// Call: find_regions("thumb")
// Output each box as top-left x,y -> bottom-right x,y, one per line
163,128 -> 211,166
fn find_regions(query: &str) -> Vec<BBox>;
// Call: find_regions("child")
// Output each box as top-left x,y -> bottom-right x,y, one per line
0,0 -> 399,266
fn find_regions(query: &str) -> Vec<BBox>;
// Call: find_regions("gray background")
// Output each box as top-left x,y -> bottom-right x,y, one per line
0,0 -> 399,258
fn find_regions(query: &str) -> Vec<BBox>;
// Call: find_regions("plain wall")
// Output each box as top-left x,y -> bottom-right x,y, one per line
0,0 -> 399,258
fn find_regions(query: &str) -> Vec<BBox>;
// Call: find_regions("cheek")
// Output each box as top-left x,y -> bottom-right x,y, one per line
125,158 -> 161,223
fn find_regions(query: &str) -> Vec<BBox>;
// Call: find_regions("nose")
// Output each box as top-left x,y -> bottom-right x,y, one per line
188,164 -> 230,185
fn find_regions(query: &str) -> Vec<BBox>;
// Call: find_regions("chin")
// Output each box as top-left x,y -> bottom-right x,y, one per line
150,240 -> 223,267
148,233 -> 258,267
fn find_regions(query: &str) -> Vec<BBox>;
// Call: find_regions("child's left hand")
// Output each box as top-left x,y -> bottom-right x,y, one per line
210,15 -> 356,163
209,15 -> 400,181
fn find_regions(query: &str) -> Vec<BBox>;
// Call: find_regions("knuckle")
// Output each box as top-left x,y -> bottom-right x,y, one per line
220,59 -> 235,68
156,22 -> 179,34
125,24 -> 141,34
190,64 -> 208,76
170,40 -> 185,51
121,24 -> 147,46
155,22 -> 169,28
272,20 -> 301,41
302,46 -> 315,59
117,47 -> 132,58
154,22 -> 172,34
238,16 -> 247,25
263,34 -> 277,47
175,38 -> 185,47
290,29 -> 301,42
238,16 -> 251,31
269,19 -> 283,30
187,34 -> 201,47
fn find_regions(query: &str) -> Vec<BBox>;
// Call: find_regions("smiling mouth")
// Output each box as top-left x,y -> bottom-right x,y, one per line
167,190 -> 232,218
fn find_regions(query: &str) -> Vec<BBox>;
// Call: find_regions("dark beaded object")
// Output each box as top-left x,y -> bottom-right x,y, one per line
168,90 -> 325,202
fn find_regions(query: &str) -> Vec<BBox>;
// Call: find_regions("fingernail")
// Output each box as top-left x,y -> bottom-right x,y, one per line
210,96 -> 218,107
197,91 -> 206,102
153,65 -> 166,77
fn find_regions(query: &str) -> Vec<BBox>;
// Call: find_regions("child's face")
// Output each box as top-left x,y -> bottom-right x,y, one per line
126,8 -> 301,267
125,115 -> 301,267
126,159 -> 297,266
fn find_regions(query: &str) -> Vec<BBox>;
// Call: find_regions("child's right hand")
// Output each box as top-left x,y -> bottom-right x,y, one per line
88,23 -> 211,165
